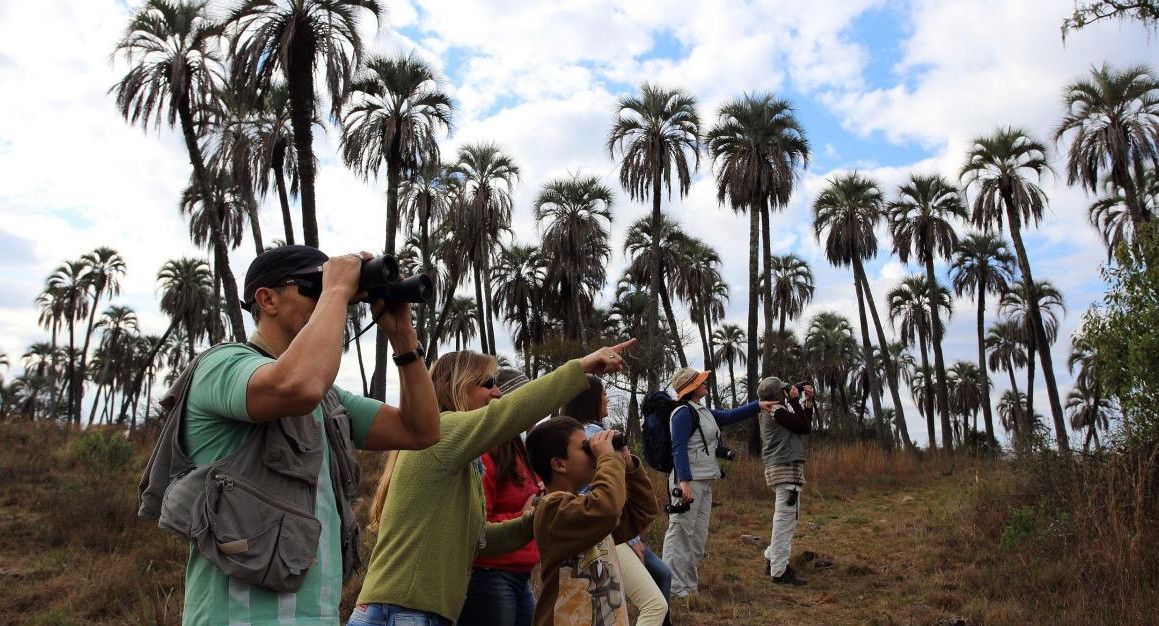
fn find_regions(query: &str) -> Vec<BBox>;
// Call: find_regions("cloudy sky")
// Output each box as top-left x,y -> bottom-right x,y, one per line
0,0 -> 1152,445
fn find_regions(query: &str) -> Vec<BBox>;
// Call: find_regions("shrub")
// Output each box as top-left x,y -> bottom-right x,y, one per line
70,429 -> 136,474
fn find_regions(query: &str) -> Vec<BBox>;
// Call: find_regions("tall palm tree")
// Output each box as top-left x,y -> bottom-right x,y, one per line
251,83 -> 300,244
999,279 -> 1065,445
87,305 -> 139,426
623,214 -> 691,368
1066,378 -> 1113,454
986,319 -> 1029,440
74,248 -> 126,422
121,257 -> 215,421
47,261 -> 89,425
112,0 -> 246,343
340,51 -> 453,256
452,142 -> 520,357
706,94 -> 810,381
677,240 -> 728,406
889,174 -> 965,450
442,297 -> 479,351
608,83 -> 700,390
712,324 -> 747,406
948,361 -> 986,446
706,93 -> 809,400
227,0 -> 384,248
961,127 -> 1068,452
813,172 -> 891,448
950,233 -> 1017,445
534,173 -> 614,348
1055,64 -> 1159,242
768,254 -> 814,338
888,274 -> 952,450
1085,169 -> 1159,257
208,87 -> 265,255
401,162 -> 452,346
491,245 -> 549,375
804,312 -> 860,434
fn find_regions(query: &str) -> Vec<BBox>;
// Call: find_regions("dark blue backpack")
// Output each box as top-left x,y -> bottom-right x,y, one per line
640,392 -> 705,473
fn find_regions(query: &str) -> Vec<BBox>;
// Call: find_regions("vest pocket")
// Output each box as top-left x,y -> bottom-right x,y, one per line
263,417 -> 323,481
199,470 -> 322,593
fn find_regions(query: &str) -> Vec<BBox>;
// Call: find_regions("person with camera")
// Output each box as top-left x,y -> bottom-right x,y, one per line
660,367 -> 775,599
351,340 -> 635,626
138,246 -> 442,626
757,377 -> 815,585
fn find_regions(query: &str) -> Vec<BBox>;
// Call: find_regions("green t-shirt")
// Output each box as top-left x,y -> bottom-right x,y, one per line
181,344 -> 381,626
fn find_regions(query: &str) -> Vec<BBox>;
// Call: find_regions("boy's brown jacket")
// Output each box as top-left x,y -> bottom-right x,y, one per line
532,452 -> 658,626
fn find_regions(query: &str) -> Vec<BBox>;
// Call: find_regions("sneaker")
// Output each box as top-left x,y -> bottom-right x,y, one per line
772,565 -> 807,586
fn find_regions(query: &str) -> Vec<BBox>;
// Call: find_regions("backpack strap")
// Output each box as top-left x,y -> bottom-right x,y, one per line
671,402 -> 710,455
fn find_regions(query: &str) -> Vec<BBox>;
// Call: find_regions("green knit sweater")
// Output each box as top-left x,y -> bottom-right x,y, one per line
356,359 -> 588,621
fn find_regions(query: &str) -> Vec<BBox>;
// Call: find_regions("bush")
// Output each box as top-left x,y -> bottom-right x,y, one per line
70,429 -> 136,474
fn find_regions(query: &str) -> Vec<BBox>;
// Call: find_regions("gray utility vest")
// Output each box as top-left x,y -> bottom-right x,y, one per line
138,343 -> 362,593
677,402 -> 720,480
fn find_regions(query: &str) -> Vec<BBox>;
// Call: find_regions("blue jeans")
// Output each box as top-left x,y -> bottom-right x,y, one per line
642,546 -> 673,625
347,603 -> 452,626
457,568 -> 534,626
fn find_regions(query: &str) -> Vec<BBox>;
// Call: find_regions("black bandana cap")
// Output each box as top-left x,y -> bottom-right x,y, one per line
242,245 -> 330,311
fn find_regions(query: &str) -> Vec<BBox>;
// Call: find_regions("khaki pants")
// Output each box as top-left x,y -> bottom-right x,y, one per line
763,483 -> 801,578
615,543 -> 667,626
660,478 -> 713,597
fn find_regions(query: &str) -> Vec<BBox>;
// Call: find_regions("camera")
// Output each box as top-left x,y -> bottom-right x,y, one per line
715,445 -> 735,461
792,380 -> 813,394
665,487 -> 693,514
581,432 -> 627,456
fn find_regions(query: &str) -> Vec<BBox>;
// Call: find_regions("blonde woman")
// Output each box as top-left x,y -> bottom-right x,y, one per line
351,340 -> 635,626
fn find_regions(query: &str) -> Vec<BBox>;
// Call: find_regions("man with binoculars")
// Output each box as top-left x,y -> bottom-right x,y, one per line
757,376 -> 815,586
139,245 -> 441,626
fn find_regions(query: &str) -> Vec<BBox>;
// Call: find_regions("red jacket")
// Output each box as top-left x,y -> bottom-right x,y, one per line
472,452 -> 541,572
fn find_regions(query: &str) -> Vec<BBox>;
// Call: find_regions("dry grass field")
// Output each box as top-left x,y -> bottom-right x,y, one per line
1,422 -> 1153,625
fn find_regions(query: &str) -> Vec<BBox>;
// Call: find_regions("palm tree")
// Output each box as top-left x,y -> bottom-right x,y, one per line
340,51 -> 453,257
949,233 -> 1017,445
804,312 -> 860,434
442,297 -> 479,351
948,361 -> 986,446
87,305 -> 139,426
986,319 -> 1029,440
888,274 -> 952,450
534,173 -> 614,348
998,390 -> 1039,437
1055,64 -> 1159,243
452,142 -> 520,357
74,248 -> 126,422
252,83 -> 300,244
623,215 -> 691,368
491,245 -> 549,375
112,0 -> 246,342
47,260 -> 89,425
424,214 -> 473,364
208,87 -> 265,255
712,324 -> 747,406
677,240 -> 728,406
813,172 -> 891,448
706,93 -> 809,400
960,127 -> 1068,452
1085,169 -> 1159,257
401,162 -> 452,346
999,279 -> 1065,446
889,174 -> 965,451
1067,378 -> 1113,454
227,0 -> 384,248
607,83 -> 700,390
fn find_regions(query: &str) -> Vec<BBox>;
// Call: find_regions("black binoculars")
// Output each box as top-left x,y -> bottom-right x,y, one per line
715,445 -> 735,461
292,255 -> 435,305
581,432 -> 627,456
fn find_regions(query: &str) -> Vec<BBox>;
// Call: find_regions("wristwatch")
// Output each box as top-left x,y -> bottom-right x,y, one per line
392,345 -> 425,367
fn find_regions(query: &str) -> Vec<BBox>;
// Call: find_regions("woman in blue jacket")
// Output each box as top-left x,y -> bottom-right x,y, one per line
660,367 -> 774,598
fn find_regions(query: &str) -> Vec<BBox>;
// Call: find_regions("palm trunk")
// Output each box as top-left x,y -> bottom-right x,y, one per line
647,172 -> 663,390
727,357 -> 738,406
86,384 -> 102,427
370,144 -> 404,403
272,144 -> 295,245
923,256 -> 953,452
484,263 -> 497,356
857,270 -> 911,448
760,197 -> 775,379
627,368 -> 641,438
658,276 -> 688,368
1002,192 -> 1068,453
1026,341 -> 1036,434
704,314 -> 722,406
917,334 -> 935,449
247,200 -> 264,256
976,286 -> 996,445
425,270 -> 462,365
420,198 -> 433,349
65,314 -> 76,425
177,99 -> 246,343
1004,357 -> 1023,440
572,277 -> 588,348
853,260 -> 889,449
473,266 -> 489,353
76,285 -> 104,423
288,37 -> 319,248
746,207 -> 759,404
